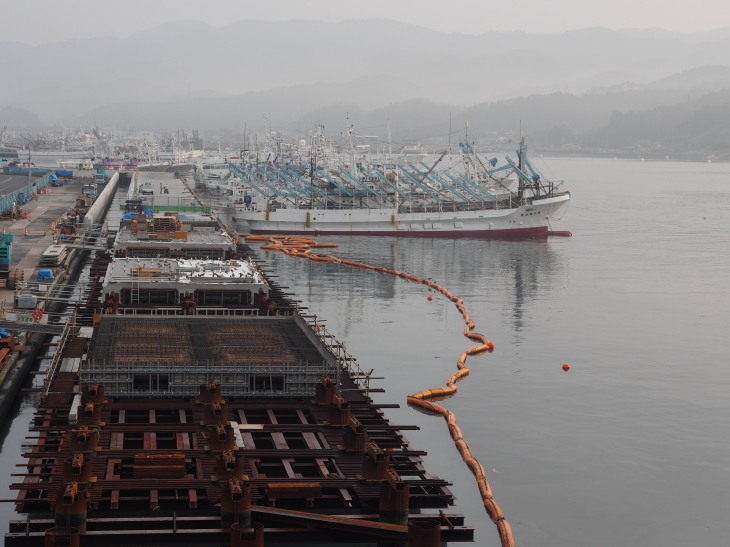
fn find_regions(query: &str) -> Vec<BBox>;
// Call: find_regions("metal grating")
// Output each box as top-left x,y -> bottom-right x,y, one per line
82,316 -> 338,398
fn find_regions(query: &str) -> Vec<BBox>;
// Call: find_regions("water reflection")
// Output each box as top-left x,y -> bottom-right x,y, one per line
257,236 -> 568,341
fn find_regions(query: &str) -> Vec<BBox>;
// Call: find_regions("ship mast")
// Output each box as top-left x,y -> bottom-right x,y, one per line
345,112 -> 356,172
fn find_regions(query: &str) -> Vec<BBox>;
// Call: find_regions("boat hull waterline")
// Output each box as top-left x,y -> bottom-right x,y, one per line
236,194 -> 570,238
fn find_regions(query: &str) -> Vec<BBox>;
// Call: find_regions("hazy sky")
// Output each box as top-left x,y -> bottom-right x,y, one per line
6,0 -> 730,45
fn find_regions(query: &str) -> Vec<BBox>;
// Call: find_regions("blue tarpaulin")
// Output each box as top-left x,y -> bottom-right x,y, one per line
36,269 -> 54,281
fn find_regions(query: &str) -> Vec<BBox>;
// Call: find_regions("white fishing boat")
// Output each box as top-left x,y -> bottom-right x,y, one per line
231,137 -> 571,238
194,158 -> 231,182
57,158 -> 95,170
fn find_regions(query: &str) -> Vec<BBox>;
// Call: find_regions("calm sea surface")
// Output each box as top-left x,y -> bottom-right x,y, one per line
1,157 -> 729,546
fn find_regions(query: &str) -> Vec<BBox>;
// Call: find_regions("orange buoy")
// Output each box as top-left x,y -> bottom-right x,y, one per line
427,296 -> 433,301
562,363 -> 571,371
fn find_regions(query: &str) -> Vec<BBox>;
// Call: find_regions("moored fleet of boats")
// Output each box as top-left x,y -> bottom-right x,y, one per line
4,122 -> 571,238
202,135 -> 571,238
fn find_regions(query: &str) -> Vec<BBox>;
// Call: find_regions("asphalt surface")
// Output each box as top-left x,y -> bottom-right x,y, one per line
0,178 -> 85,302
0,173 -> 39,196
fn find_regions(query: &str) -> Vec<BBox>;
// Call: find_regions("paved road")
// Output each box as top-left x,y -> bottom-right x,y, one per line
0,179 -> 84,304
0,173 -> 38,196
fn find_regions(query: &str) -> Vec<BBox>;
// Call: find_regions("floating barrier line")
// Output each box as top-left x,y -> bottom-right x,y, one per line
242,234 -> 515,547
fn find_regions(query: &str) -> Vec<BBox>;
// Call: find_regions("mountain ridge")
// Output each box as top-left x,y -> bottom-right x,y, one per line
3,20 -> 730,155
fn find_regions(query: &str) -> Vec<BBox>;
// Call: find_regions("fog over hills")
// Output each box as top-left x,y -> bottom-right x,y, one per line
3,20 -> 730,155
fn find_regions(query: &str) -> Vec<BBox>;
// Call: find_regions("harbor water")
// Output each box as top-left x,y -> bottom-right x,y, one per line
251,156 -> 730,546
1,156 -> 729,546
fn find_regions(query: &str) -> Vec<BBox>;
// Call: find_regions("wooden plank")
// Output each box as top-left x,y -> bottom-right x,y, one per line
110,432 -> 123,450
241,431 -> 255,448
302,432 -> 321,450
271,432 -> 288,450
339,488 -> 354,507
266,409 -> 278,424
143,432 -> 157,450
315,458 -> 330,478
105,459 -> 117,480
281,458 -> 299,479
247,458 -> 262,479
295,409 -> 308,424
317,432 -> 331,449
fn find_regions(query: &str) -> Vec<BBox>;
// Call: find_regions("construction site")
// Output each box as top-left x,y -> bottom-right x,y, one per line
1,169 -> 474,546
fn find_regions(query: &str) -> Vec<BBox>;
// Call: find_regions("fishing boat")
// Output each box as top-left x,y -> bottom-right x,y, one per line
230,138 -> 570,238
193,157 -> 233,184
92,157 -> 141,170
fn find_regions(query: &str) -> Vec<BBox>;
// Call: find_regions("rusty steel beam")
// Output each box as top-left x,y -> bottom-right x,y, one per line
251,505 -> 408,539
